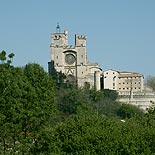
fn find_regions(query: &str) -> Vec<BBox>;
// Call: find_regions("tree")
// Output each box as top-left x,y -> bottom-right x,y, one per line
146,75 -> 155,91
50,111 -> 155,155
22,63 -> 57,153
8,53 -> 15,62
50,113 -> 122,154
0,50 -> 6,63
0,63 -> 34,154
102,89 -> 118,101
83,88 -> 120,117
117,103 -> 144,119
49,66 -> 66,88
0,60 -> 57,154
57,87 -> 89,115
0,50 -> 15,65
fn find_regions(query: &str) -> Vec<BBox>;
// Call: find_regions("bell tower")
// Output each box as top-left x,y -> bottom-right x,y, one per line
48,26 -> 102,89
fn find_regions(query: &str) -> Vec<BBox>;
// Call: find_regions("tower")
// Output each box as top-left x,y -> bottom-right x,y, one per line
49,26 -> 102,89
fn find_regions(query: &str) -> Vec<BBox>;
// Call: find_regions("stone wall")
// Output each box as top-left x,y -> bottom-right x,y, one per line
118,92 -> 155,111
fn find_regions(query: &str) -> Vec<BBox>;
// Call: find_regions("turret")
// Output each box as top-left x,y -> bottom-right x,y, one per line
75,34 -> 86,47
94,71 -> 101,90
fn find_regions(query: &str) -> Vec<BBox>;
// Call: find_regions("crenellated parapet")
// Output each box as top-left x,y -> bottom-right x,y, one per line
51,30 -> 68,47
75,34 -> 86,47
76,34 -> 86,40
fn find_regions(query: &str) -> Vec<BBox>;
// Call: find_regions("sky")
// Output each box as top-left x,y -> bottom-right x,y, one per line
0,0 -> 155,78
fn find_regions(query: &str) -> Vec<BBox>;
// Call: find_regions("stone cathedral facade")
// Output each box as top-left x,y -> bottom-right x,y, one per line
47,26 -> 154,111
48,28 -> 103,90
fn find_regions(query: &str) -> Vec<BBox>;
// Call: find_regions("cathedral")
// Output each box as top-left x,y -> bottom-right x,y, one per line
48,25 -> 103,90
48,25 -> 144,94
48,25 -> 153,111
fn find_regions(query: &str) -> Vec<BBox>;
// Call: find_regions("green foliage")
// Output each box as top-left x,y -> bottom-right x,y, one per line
0,50 -> 15,65
56,87 -> 119,117
50,113 -> 154,155
101,89 -> 118,101
49,67 -> 66,88
23,63 -> 56,112
83,88 -> 120,117
0,50 -> 6,62
57,87 -> 89,115
0,56 -> 57,154
0,64 -> 32,154
117,103 -> 144,119
50,114 -> 117,154
8,53 -> 15,59
1,51 -> 155,154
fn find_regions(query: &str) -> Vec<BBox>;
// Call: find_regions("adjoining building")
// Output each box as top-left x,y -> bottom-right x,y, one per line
103,69 -> 155,111
48,26 -> 103,90
104,69 -> 144,95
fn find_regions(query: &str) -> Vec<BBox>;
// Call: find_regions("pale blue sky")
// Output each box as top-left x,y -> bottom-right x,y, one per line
0,0 -> 155,77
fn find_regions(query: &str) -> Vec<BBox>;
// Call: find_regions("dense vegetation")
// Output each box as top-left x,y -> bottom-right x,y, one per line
0,51 -> 155,154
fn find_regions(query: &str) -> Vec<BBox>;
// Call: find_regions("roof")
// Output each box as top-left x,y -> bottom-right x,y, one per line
104,69 -> 120,73
104,69 -> 144,77
119,72 -> 143,77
